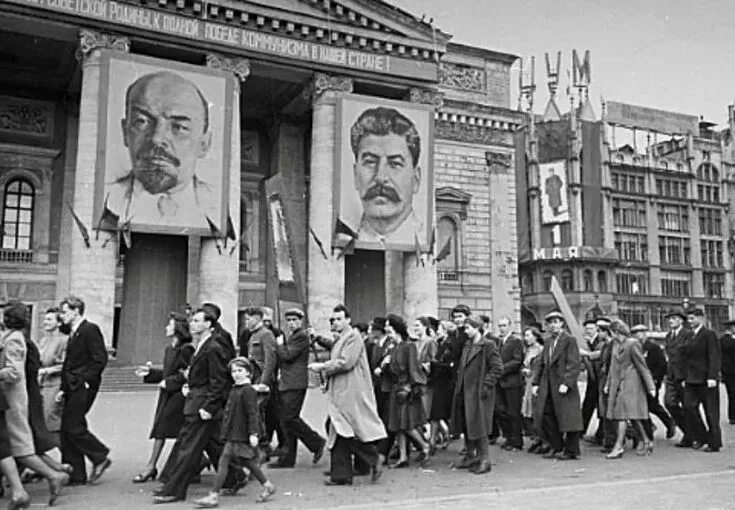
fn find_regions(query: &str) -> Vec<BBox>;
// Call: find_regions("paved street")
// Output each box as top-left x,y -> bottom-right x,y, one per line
16,388 -> 735,510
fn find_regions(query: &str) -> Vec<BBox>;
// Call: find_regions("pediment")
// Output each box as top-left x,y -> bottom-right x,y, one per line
231,0 -> 451,54
436,186 -> 472,204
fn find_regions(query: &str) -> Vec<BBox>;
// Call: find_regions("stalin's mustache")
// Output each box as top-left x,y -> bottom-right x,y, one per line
363,183 -> 400,203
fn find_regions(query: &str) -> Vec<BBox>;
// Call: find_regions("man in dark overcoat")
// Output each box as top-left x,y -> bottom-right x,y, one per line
153,308 -> 231,504
683,308 -> 722,452
269,308 -> 326,468
495,316 -> 524,451
580,319 -> 600,442
58,295 -> 111,485
721,319 -> 735,425
450,317 -> 503,474
663,309 -> 694,447
532,310 -> 583,460
367,317 -> 396,457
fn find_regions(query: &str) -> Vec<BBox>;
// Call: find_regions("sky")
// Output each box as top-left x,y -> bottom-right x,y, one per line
394,0 -> 735,127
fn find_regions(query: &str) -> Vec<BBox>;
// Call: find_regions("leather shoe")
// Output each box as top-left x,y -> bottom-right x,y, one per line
702,445 -> 720,453
451,457 -> 479,469
535,444 -> 551,455
471,460 -> 492,474
690,441 -> 704,450
267,460 -> 294,469
153,495 -> 181,504
665,423 -> 677,439
557,452 -> 579,460
89,458 -> 112,484
313,442 -> 326,465
324,479 -> 352,486
675,440 -> 693,448
542,450 -> 561,459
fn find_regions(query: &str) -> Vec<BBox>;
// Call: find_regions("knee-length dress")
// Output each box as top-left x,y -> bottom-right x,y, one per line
0,329 -> 35,457
387,339 -> 426,432
37,332 -> 66,433
25,338 -> 58,453
429,335 -> 455,421
144,341 -> 195,439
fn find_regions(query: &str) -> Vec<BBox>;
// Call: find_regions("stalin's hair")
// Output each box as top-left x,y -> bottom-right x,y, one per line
350,107 -> 421,167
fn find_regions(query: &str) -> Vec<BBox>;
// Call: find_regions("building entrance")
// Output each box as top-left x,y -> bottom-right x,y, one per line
116,233 -> 188,365
345,249 -> 385,324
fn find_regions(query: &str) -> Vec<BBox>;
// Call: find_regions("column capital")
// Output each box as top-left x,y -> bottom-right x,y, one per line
205,53 -> 251,82
77,29 -> 129,61
406,87 -> 444,109
303,73 -> 353,104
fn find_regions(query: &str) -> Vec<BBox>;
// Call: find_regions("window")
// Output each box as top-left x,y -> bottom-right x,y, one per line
436,216 -> 460,280
618,305 -> 647,328
612,171 -> 645,193
2,179 -> 34,250
657,203 -> 689,232
660,271 -> 691,297
561,269 -> 574,291
655,178 -> 688,199
705,305 -> 729,333
613,198 -> 646,228
658,236 -> 690,265
616,270 -> 649,295
701,240 -> 724,268
614,232 -> 648,261
696,163 -> 721,204
597,270 -> 608,293
703,272 -> 725,299
239,182 -> 264,274
698,208 -> 722,236
583,270 -> 593,292
542,271 -> 553,291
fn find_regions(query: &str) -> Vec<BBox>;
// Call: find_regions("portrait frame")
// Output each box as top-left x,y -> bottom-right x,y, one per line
94,50 -> 234,236
539,160 -> 570,225
334,94 -> 434,252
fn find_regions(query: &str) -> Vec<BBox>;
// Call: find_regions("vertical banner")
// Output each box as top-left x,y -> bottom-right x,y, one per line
539,160 -> 569,225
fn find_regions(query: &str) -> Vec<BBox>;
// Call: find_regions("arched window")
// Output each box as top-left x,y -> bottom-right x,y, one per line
583,270 -> 593,291
561,269 -> 574,291
597,270 -> 608,293
2,179 -> 34,250
542,271 -> 554,291
436,216 -> 459,277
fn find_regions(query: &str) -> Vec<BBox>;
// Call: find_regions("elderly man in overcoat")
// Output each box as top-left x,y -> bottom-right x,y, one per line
532,310 -> 583,460
309,304 -> 386,486
449,317 -> 503,474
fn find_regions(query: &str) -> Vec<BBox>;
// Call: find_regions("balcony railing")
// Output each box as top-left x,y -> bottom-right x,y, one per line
0,249 -> 33,263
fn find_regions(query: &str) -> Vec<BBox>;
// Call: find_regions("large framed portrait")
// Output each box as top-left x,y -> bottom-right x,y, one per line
94,51 -> 234,235
334,95 -> 434,252
539,160 -> 569,225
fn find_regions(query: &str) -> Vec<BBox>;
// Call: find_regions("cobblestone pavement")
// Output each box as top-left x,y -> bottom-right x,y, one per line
14,388 -> 735,509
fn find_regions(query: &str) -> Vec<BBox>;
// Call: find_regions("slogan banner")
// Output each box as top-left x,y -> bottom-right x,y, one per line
8,0 -> 437,81
606,101 -> 698,135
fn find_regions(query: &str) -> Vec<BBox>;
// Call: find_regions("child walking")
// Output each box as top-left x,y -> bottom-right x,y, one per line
194,357 -> 275,508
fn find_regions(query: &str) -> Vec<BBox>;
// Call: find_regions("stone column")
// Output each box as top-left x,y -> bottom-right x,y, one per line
305,73 -> 353,331
402,88 -> 441,319
67,30 -> 129,347
197,54 -> 250,335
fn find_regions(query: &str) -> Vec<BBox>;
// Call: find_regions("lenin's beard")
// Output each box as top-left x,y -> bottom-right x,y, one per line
132,144 -> 182,194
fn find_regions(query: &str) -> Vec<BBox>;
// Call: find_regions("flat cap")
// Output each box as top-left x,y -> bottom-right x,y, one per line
284,307 -> 304,319
631,324 -> 649,333
544,310 -> 565,322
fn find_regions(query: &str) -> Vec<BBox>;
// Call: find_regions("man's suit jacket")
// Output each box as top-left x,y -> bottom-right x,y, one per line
213,324 -> 236,361
369,335 -> 396,394
642,340 -> 668,385
276,327 -> 310,392
184,336 -> 229,418
61,319 -> 108,394
665,327 -> 694,381
721,333 -> 735,377
685,326 -> 721,385
247,326 -> 277,387
498,334 -> 524,388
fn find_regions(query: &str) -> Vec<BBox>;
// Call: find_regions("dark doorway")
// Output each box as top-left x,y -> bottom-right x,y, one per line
344,249 -> 385,324
116,234 -> 188,365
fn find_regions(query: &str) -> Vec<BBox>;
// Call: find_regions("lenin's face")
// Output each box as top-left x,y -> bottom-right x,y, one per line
354,133 -> 420,233
122,72 -> 211,194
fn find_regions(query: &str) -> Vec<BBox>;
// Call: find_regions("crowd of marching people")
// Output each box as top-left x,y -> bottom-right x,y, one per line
1,296 -> 732,509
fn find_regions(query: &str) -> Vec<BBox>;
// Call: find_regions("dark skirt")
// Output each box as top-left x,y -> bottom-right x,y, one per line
149,390 -> 186,439
428,377 -> 454,421
387,388 -> 426,432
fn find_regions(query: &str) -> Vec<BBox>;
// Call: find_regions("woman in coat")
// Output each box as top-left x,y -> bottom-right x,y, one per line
385,314 -> 430,468
428,321 -> 455,453
414,316 -> 437,418
531,311 -> 583,460
604,319 -> 656,459
0,301 -> 68,505
449,317 -> 503,475
133,312 -> 193,482
521,326 -> 545,453
36,307 -> 67,439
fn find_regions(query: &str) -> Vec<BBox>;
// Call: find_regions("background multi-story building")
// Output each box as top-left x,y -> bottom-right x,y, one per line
517,92 -> 734,331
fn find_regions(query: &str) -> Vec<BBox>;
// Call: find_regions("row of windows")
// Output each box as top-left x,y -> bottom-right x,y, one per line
696,162 -> 719,183
614,232 -> 648,262
701,240 -> 724,268
704,272 -> 725,299
658,236 -> 691,265
612,172 -> 646,194
612,199 -> 646,228
661,277 -> 691,297
655,178 -> 688,199
697,184 -> 720,203
699,208 -> 722,236
657,203 -> 688,232
536,270 -> 609,293
616,271 -> 649,295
